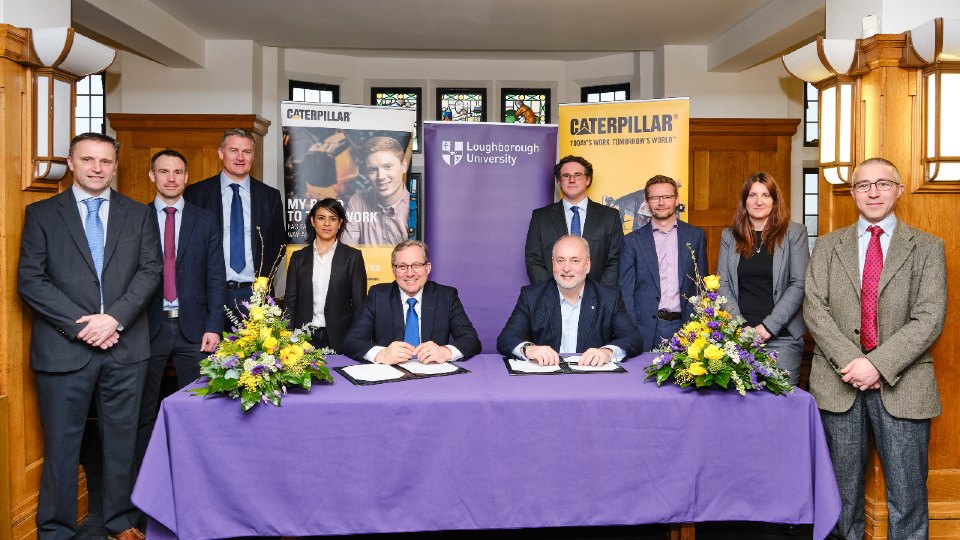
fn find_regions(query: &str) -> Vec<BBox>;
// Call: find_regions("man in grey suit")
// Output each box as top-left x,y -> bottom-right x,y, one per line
18,133 -> 162,540
524,155 -> 623,287
804,157 -> 946,540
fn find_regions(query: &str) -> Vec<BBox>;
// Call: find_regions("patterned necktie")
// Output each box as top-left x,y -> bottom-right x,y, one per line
861,225 -> 884,351
570,206 -> 582,237
83,197 -> 105,307
229,183 -> 245,273
163,207 -> 177,302
404,298 -> 420,346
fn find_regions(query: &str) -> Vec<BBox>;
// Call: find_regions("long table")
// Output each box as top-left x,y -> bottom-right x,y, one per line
132,354 -> 840,539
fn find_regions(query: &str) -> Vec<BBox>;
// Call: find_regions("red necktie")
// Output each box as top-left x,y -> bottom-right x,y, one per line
860,225 -> 883,351
163,207 -> 177,302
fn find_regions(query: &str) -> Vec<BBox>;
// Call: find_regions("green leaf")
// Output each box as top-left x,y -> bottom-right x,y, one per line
656,366 -> 673,385
695,375 -> 710,388
241,388 -> 260,411
715,369 -> 731,388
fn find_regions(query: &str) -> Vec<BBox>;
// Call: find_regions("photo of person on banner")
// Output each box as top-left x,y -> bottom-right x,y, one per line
341,136 -> 411,246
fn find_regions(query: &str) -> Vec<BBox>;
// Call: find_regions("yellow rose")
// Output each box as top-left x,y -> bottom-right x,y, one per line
687,344 -> 702,360
688,362 -> 708,376
704,344 -> 724,361
254,277 -> 270,293
263,336 -> 278,352
248,306 -> 264,322
703,275 -> 721,292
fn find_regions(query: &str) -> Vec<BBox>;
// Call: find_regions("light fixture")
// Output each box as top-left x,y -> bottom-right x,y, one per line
782,37 -> 858,184
29,27 -> 115,182
907,18 -> 960,182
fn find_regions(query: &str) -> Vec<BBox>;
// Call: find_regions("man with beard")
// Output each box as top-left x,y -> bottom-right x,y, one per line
341,136 -> 410,245
618,175 -> 707,352
497,235 -> 638,366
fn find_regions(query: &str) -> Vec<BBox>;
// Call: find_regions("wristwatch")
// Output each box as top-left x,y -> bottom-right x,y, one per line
521,342 -> 533,359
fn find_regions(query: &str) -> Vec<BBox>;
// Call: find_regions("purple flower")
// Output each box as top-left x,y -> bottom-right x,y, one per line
707,321 -> 720,329
282,385 -> 288,395
273,390 -> 281,398
707,292 -> 718,301
704,307 -> 715,317
222,355 -> 238,369
226,335 -> 238,342
711,332 -> 722,341
266,295 -> 277,306
251,364 -> 264,376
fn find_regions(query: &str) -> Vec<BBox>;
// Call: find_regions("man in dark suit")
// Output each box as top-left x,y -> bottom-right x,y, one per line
342,240 -> 481,364
135,150 -> 225,481
498,235 -> 639,366
805,158 -> 946,540
18,133 -> 162,540
524,155 -> 623,287
183,128 -> 286,317
619,175 -> 707,352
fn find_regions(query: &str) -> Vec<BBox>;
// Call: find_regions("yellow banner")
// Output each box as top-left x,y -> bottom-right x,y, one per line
559,98 -> 689,234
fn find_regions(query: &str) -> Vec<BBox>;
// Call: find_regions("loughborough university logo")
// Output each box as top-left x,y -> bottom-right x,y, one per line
441,141 -> 464,166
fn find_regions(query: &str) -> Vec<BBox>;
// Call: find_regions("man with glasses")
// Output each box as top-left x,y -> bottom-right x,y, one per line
804,157 -> 946,540
524,155 -> 623,287
342,239 -> 481,364
498,235 -> 639,366
619,174 -> 707,352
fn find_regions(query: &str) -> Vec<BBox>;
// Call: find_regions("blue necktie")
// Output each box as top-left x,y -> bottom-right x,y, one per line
404,298 -> 420,346
83,197 -> 105,306
570,205 -> 582,237
229,183 -> 245,273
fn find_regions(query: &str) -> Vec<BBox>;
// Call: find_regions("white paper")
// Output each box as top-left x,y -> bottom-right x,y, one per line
399,360 -> 460,375
341,363 -> 406,382
565,358 -> 621,372
507,358 -> 563,373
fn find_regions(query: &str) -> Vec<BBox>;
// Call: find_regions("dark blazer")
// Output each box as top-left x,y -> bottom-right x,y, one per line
524,198 -> 623,287
18,188 -> 163,371
618,219 -> 708,352
342,280 -> 481,362
284,242 -> 367,353
496,279 -> 639,358
804,221 -> 945,419
717,222 -> 808,339
147,201 -> 226,343
183,173 -> 287,277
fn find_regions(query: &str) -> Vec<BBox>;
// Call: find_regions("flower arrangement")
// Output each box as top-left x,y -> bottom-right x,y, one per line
644,247 -> 793,396
191,276 -> 333,411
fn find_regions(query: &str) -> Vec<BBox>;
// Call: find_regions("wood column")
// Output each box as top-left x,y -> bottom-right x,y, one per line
0,24 -> 77,540
106,113 -> 271,203
819,33 -> 960,539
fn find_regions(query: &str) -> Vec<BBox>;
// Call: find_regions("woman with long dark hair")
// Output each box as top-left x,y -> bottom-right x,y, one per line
717,172 -> 809,385
285,198 -> 367,352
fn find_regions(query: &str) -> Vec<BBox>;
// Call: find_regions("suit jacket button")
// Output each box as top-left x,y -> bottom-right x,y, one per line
854,329 -> 860,334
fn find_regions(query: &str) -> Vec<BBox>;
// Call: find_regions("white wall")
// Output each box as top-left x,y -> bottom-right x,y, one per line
0,0 -> 69,27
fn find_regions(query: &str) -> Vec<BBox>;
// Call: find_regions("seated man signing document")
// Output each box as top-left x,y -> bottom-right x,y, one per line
497,235 -> 640,366
342,240 -> 481,364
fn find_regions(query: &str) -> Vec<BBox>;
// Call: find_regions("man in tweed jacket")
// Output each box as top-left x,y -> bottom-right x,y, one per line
804,157 -> 946,540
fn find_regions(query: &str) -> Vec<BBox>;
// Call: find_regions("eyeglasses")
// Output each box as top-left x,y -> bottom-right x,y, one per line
852,179 -> 899,193
646,195 -> 677,203
393,262 -> 429,273
559,172 -> 586,181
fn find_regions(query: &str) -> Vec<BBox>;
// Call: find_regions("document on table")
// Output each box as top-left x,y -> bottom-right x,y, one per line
339,363 -> 406,382
506,358 -> 564,374
565,357 -> 622,372
399,360 -> 460,375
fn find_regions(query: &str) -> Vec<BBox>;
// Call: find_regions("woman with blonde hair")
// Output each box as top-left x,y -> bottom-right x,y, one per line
717,172 -> 809,385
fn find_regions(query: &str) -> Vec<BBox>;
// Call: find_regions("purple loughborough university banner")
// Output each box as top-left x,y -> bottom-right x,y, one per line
424,122 -> 557,353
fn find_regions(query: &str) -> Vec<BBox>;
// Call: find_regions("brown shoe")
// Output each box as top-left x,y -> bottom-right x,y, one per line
108,528 -> 145,540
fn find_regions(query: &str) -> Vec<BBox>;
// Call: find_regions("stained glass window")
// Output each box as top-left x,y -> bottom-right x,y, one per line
289,80 -> 339,103
581,83 -> 630,103
372,87 -> 422,152
803,167 -> 819,253
436,88 -> 486,122
76,73 -> 105,134
501,88 -> 551,124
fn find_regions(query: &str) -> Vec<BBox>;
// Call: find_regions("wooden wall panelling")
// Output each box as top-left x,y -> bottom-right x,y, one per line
106,114 -> 271,204
686,119 -> 799,273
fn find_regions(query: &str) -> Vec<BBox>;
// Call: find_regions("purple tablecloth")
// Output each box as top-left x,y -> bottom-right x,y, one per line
133,354 -> 840,539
